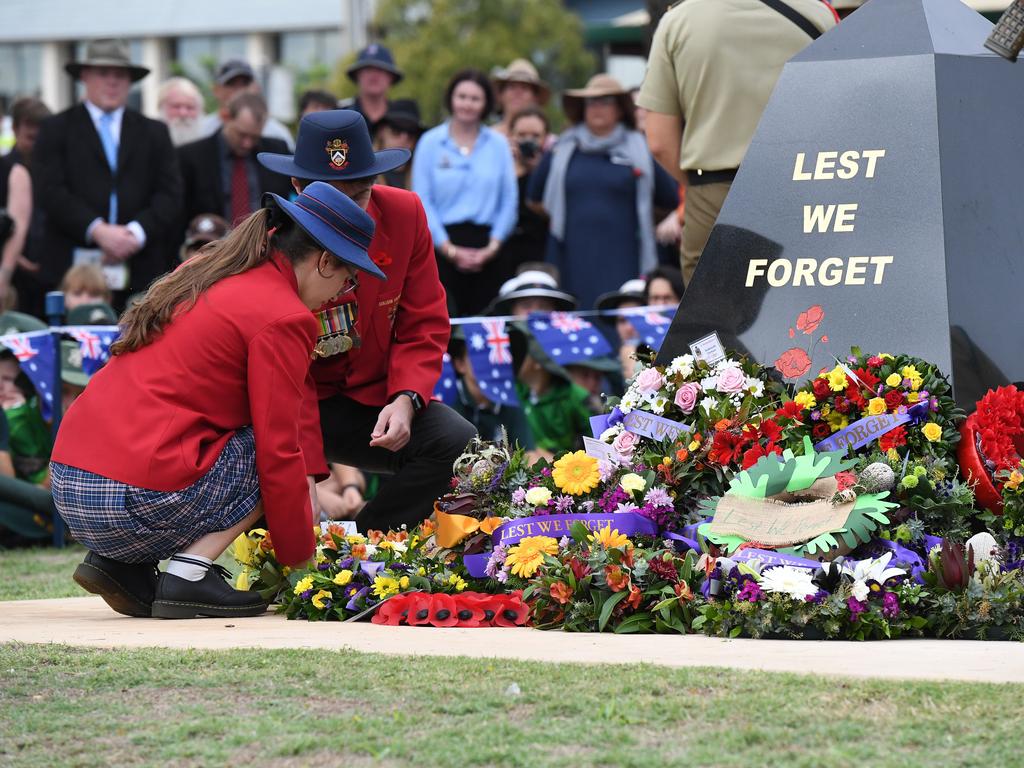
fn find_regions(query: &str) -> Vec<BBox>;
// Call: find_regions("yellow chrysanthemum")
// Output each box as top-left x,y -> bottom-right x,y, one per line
886,448 -> 900,463
588,525 -> 630,549
552,451 -> 601,495
372,576 -> 400,599
794,391 -> 817,410
905,391 -> 920,404
235,568 -> 250,591
311,589 -> 332,609
922,422 -> 942,442
901,366 -> 923,390
826,365 -> 848,392
827,411 -> 849,432
346,534 -> 367,545
399,576 -> 410,589
867,397 -> 887,416
505,536 -> 559,578
293,576 -> 314,595
333,569 -> 353,586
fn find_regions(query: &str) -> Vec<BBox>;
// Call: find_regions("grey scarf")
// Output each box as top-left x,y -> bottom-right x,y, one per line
541,123 -> 657,273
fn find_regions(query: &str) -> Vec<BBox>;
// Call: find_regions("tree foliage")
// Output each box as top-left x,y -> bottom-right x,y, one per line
333,0 -> 596,128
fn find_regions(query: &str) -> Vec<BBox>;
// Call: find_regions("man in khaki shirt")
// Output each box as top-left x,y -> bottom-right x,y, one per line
638,0 -> 836,284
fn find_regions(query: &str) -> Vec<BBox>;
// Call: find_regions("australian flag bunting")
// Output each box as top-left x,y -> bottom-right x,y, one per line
0,330 -> 57,420
432,352 -> 458,406
463,319 -> 519,406
527,311 -> 612,365
624,308 -> 676,351
65,325 -> 120,376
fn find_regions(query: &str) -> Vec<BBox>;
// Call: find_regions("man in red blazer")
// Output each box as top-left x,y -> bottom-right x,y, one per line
259,111 -> 476,532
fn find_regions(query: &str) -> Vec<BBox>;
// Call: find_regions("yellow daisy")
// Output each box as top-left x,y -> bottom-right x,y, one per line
552,451 -> 601,495
505,536 -> 559,578
588,525 -> 630,549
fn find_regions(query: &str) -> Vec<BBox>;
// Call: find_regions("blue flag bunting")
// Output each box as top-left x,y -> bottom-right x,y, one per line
432,352 -> 458,406
1,331 -> 57,420
623,308 -> 676,350
65,325 -> 120,376
527,311 -> 612,365
463,319 -> 518,406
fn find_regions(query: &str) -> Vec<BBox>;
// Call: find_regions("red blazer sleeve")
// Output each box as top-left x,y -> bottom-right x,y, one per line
386,196 -> 450,402
300,367 -> 329,479
247,312 -> 317,566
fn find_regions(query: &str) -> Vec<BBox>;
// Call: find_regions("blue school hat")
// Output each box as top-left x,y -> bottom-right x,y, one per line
346,43 -> 404,84
263,181 -> 385,280
257,110 -> 409,182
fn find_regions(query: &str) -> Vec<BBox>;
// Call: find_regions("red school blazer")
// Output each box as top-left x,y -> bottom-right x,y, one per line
302,185 -> 450,475
52,253 -> 320,566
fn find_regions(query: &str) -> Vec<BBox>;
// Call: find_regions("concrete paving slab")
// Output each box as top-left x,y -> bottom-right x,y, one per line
2,596 -> 1022,684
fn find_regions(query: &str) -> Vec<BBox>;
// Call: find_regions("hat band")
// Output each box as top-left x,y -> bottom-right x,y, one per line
293,194 -> 373,250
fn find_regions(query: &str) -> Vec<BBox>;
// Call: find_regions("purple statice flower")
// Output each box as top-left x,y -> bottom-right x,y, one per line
511,487 -> 527,505
485,545 -> 508,578
638,502 -> 672,527
737,580 -> 762,602
488,462 -> 508,492
644,487 -> 672,508
847,597 -> 868,619
882,592 -> 900,618
599,486 -> 629,513
554,495 -> 574,513
615,501 -> 639,515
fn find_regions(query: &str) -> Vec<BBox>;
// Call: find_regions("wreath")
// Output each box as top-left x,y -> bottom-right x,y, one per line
959,385 -> 1024,514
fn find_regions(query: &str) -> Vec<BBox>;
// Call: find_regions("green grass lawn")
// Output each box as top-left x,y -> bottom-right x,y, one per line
1,643 -> 1020,768
0,545 -> 87,601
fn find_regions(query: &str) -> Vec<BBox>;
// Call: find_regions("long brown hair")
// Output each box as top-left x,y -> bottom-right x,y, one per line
112,207 -> 316,355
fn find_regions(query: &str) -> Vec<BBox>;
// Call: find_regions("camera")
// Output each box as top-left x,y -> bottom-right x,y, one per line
517,140 -> 540,160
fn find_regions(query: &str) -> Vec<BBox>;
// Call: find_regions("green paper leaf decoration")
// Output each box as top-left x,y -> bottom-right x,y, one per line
728,454 -> 796,498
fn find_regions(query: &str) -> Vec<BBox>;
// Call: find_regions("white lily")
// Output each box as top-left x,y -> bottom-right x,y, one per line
842,552 -> 907,589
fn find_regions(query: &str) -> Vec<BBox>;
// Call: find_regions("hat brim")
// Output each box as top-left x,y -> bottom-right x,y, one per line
346,61 -> 404,85
378,115 -> 426,136
65,61 -> 150,82
595,290 -> 645,311
488,288 -> 577,316
562,92 -> 635,128
257,147 -> 410,182
493,77 -> 551,106
264,192 -> 386,280
62,370 -> 91,387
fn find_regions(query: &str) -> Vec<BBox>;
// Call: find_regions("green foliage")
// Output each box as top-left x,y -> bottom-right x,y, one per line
334,0 -> 596,125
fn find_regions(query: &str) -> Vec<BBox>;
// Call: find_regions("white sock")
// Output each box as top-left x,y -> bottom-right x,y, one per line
166,554 -> 213,582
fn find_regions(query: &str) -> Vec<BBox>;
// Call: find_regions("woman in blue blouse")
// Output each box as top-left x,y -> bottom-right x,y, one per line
528,74 -> 678,312
412,69 -> 518,316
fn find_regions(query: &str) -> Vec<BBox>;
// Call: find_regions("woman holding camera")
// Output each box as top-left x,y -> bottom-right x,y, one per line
528,74 -> 678,312
412,69 -> 518,317
497,106 -> 551,277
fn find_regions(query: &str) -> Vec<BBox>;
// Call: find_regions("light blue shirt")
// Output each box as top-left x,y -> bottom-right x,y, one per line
82,100 -> 146,247
411,122 -> 518,246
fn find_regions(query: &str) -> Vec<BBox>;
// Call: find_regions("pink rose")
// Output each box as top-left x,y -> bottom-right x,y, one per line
635,367 -> 664,394
716,365 -> 747,395
611,430 -> 639,459
673,382 -> 701,414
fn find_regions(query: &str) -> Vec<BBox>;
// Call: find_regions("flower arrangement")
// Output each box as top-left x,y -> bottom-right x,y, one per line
993,460 -> 1024,539
519,522 -> 701,633
371,591 -> 528,627
788,349 -> 961,462
959,386 -> 1024,514
232,528 -> 290,600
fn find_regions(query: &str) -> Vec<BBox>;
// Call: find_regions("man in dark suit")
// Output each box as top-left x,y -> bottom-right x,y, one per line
33,39 -> 182,305
178,92 -> 293,229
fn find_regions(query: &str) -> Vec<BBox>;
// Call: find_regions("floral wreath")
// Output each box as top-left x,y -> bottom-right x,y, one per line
959,385 -> 1024,514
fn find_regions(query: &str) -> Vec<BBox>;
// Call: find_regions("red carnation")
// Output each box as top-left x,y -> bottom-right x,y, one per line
776,401 -> 803,421
796,305 -> 825,335
834,396 -> 850,414
853,367 -> 881,391
709,430 -> 746,466
885,390 -> 905,410
774,347 -> 812,380
867,356 -> 884,368
812,378 -> 831,399
742,442 -> 782,469
759,419 -> 783,443
812,422 -> 832,439
878,426 -> 908,452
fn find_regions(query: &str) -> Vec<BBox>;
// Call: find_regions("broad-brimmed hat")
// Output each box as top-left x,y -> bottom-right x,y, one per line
263,181 -> 385,280
492,59 -> 551,105
562,73 -> 634,128
215,59 -> 255,86
378,99 -> 426,137
595,278 -> 647,311
183,213 -> 230,250
488,270 -> 576,316
346,43 -> 404,85
67,303 -> 118,326
258,109 -> 410,182
65,39 -> 149,82
60,340 -> 90,388
0,311 -> 46,335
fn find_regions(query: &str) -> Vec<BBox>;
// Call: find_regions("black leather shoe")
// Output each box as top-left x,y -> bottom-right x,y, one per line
151,564 -> 267,619
73,551 -> 159,617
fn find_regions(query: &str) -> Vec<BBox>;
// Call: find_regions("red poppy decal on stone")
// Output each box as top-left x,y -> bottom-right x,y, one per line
796,305 -> 825,335
774,347 -> 812,380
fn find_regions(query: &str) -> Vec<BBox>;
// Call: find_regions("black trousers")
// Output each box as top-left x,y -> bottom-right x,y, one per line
319,394 -> 477,533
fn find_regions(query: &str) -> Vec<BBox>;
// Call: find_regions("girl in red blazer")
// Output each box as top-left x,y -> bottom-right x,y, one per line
52,182 -> 383,619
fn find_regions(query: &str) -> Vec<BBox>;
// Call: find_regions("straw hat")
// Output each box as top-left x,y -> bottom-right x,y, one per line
65,39 -> 150,82
493,59 -> 551,105
562,73 -> 634,128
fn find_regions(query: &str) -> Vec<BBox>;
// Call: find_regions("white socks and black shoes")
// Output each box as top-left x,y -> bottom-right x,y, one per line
151,554 -> 267,619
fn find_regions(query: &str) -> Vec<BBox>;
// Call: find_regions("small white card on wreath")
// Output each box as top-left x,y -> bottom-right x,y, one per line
690,331 -> 727,365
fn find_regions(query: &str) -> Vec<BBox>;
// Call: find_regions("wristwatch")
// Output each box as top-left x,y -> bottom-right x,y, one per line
392,390 -> 425,413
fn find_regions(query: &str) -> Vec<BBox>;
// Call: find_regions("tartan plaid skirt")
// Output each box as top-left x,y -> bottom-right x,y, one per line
52,427 -> 261,563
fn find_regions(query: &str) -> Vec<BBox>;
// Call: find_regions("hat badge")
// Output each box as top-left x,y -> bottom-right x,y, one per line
325,138 -> 350,170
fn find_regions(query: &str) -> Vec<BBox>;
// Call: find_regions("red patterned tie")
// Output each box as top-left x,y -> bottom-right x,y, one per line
230,155 -> 251,225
